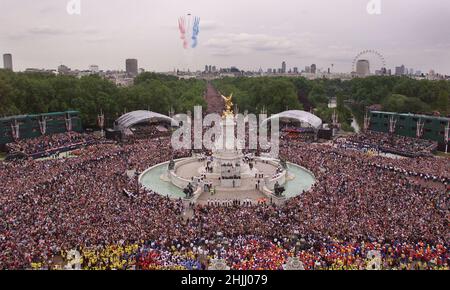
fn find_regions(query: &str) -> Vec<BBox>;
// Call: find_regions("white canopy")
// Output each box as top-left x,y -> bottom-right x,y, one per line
261,110 -> 322,129
114,110 -> 178,132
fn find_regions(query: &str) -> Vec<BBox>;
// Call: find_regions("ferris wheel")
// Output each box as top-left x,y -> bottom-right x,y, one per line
352,50 -> 387,73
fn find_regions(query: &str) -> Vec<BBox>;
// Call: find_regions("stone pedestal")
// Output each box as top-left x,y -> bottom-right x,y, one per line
208,259 -> 230,270
282,257 -> 305,270
211,116 -> 246,188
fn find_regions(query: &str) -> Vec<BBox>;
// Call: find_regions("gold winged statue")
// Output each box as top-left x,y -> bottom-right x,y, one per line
221,93 -> 234,118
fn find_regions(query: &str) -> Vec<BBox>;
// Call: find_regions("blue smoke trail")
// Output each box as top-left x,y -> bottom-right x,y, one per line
191,16 -> 200,48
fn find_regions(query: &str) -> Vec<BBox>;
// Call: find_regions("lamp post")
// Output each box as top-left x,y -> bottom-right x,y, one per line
364,111 -> 371,132
134,171 -> 140,194
445,122 -> 449,154
208,232 -> 230,270
292,230 -> 299,255
223,239 -> 229,254
97,110 -> 105,137
216,232 -> 223,258
283,230 -> 305,270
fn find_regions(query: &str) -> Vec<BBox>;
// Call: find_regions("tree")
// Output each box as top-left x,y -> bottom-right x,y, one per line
403,97 -> 430,114
382,94 -> 408,112
308,85 -> 328,107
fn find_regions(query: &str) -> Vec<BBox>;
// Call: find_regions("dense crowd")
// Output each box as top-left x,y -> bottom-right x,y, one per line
338,130 -> 438,157
129,124 -> 171,140
6,132 -> 102,156
0,132 -> 448,270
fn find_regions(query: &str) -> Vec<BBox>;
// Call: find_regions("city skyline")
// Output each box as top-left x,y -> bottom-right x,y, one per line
4,53 -> 432,78
0,0 -> 450,74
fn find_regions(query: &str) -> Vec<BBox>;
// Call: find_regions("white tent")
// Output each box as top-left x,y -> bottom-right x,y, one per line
261,110 -> 323,129
114,110 -> 178,133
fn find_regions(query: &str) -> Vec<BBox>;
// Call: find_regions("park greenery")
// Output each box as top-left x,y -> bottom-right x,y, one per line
213,76 -> 450,131
0,70 -> 206,127
0,68 -> 448,131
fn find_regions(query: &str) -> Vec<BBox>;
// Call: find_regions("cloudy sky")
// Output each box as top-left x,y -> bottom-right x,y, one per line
0,0 -> 449,74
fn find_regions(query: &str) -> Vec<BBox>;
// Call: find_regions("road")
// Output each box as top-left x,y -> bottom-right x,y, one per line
204,83 -> 224,115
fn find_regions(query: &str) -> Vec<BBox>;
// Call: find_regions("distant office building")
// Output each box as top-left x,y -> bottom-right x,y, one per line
395,65 -> 406,76
305,66 -> 311,73
356,60 -> 370,77
126,59 -> 138,76
267,68 -> 272,74
293,67 -> 298,74
310,64 -> 317,74
376,67 -> 387,76
89,65 -> 99,74
3,54 -> 13,71
204,65 -> 216,73
281,61 -> 287,73
58,64 -> 71,75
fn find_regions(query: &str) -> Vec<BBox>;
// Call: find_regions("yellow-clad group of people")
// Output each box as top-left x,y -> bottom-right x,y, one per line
75,243 -> 140,270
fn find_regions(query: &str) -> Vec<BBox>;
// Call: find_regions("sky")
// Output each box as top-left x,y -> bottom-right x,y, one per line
0,0 -> 449,74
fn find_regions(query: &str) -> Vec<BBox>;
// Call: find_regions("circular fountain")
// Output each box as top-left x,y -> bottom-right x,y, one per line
139,96 -> 316,204
139,157 -> 315,204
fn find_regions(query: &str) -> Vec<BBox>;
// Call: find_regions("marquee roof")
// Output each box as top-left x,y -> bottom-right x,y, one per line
261,110 -> 322,129
114,110 -> 178,131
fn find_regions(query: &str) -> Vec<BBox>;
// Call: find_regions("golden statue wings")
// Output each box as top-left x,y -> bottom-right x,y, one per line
221,93 -> 233,106
220,93 -> 234,117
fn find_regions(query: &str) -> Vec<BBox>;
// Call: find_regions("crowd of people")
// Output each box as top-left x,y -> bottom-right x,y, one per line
129,124 -> 171,140
338,130 -> 439,157
0,130 -> 448,270
6,132 -> 102,156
